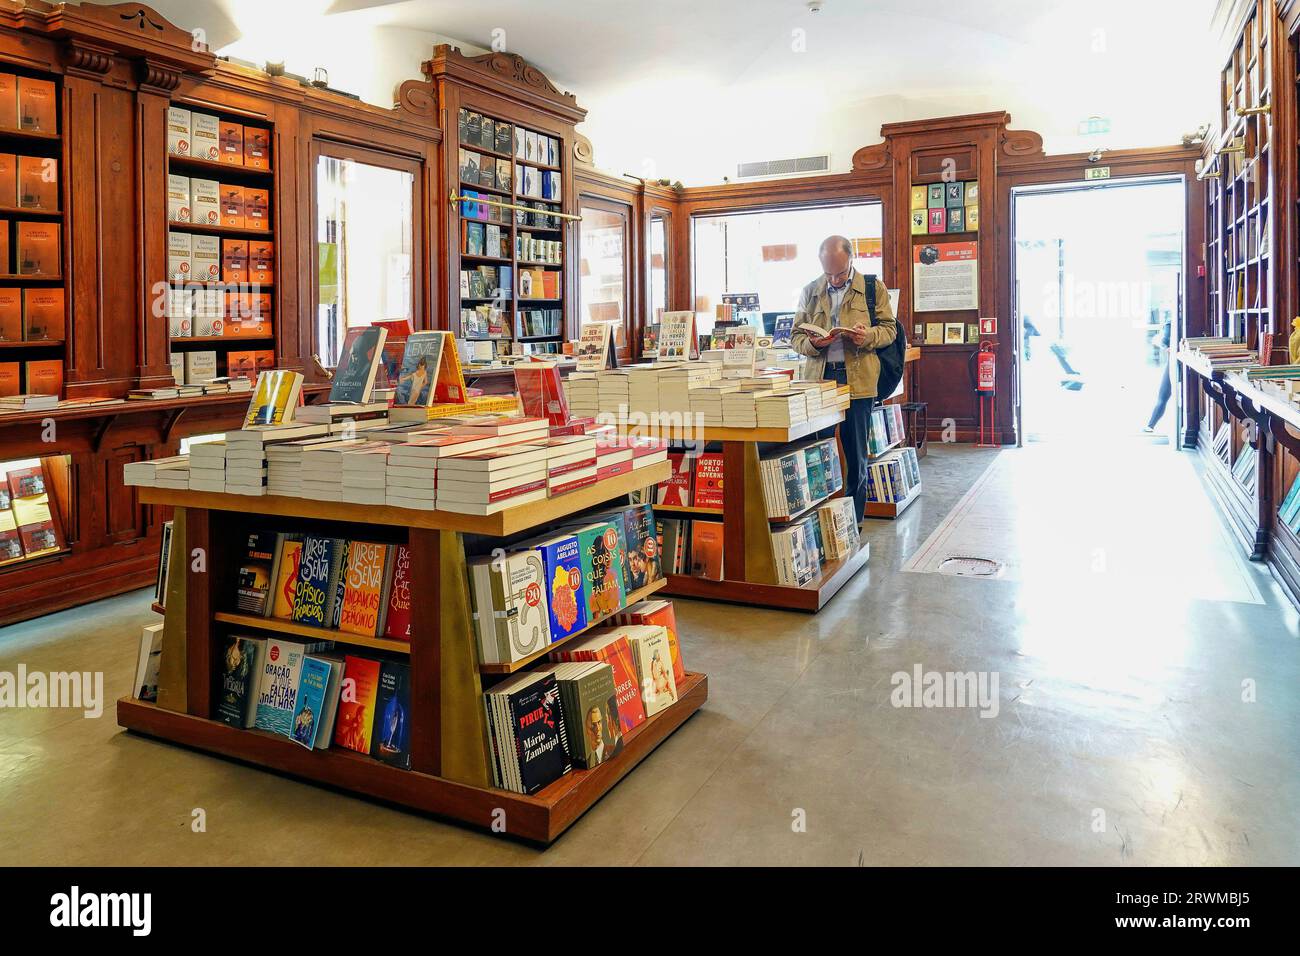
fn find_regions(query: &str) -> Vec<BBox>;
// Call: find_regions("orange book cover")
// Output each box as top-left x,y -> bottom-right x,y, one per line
219,121 -> 244,165
16,221 -> 59,276
219,184 -> 245,228
226,350 -> 258,383
244,188 -> 270,230
244,127 -> 271,169
0,287 -> 19,340
18,155 -> 56,210
17,77 -> 56,133
621,602 -> 687,684
338,541 -> 389,637
24,358 -> 62,397
21,287 -> 62,340
0,361 -> 18,397
254,350 -> 276,372
0,153 -> 15,206
269,538 -> 304,619
0,219 -> 10,273
221,239 -> 247,283
335,656 -> 380,754
688,520 -> 724,580
0,73 -> 16,129
248,239 -> 273,284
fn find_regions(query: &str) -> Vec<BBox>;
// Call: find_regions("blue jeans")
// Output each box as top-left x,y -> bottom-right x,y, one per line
817,364 -> 874,523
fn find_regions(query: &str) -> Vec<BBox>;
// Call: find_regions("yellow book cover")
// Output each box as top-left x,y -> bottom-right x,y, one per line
270,539 -> 304,620
338,541 -> 388,636
244,369 -> 300,427
910,185 -> 927,210
433,331 -> 467,404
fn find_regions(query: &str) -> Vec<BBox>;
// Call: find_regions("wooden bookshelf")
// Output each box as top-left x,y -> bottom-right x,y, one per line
863,480 -> 923,519
117,463 -> 705,844
213,611 -> 413,655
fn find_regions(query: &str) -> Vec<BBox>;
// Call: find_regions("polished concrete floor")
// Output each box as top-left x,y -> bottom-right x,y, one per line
2,438 -> 1298,865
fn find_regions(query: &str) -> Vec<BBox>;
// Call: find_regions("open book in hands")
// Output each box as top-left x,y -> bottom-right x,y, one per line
798,322 -> 859,337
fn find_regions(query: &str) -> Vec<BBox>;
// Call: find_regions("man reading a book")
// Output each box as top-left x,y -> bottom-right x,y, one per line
792,235 -> 898,522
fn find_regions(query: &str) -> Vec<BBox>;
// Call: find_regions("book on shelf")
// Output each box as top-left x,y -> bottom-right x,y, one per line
6,462 -> 62,556
657,517 -> 691,575
371,661 -> 412,768
817,497 -> 861,561
335,655 -> 381,755
688,520 -> 724,579
485,670 -> 572,794
328,326 -> 388,404
621,623 -> 678,718
235,530 -> 276,615
152,519 -> 174,606
548,661 -> 620,769
215,634 -> 267,728
244,369 -> 304,428
867,446 -> 922,504
612,599 -> 687,685
133,623 -> 165,703
772,515 -> 821,586
548,627 -> 646,735
468,548 -> 551,665
692,452 -> 724,508
252,638 -> 333,738
392,330 -> 466,406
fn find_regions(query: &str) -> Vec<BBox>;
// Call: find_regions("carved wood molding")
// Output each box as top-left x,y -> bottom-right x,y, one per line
63,40 -> 115,78
423,44 -> 586,124
395,78 -> 437,121
574,132 -> 594,167
137,55 -> 183,93
41,2 -> 216,78
851,140 -> 890,173
1000,128 -> 1045,162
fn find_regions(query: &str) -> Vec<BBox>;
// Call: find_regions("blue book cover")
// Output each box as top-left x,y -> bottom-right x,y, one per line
371,661 -> 411,769
393,332 -> 444,406
292,656 -> 332,749
253,639 -> 312,737
1281,475 -> 1300,526
773,313 -> 795,346
291,535 -> 339,627
537,533 -> 587,643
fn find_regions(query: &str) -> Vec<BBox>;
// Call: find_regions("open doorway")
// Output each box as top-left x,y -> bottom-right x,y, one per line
1011,177 -> 1186,444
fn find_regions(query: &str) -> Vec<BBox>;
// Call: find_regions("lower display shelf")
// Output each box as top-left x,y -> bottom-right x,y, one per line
662,540 -> 870,612
116,670 -> 708,844
863,480 -> 923,519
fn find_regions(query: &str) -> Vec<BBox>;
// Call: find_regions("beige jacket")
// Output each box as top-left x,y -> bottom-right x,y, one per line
791,271 -> 897,399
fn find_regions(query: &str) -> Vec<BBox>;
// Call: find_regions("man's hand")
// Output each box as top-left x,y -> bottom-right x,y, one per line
811,333 -> 837,350
845,324 -> 869,347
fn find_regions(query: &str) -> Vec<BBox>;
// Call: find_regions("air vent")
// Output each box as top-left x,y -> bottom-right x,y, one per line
735,155 -> 830,180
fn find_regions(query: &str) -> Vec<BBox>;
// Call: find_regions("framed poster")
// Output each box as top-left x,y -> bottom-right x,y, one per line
913,240 -> 978,312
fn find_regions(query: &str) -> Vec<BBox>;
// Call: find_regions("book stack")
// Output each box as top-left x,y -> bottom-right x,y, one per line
866,446 -> 921,504
627,435 -> 669,470
771,514 -> 822,586
610,599 -> 688,687
543,434 -> 597,496
437,443 -> 552,515
123,455 -> 190,487
339,443 -> 392,505
689,382 -> 741,425
546,661 -> 619,768
817,497 -> 861,562
561,373 -> 599,418
223,423 -> 331,496
1182,338 -> 1259,372
658,362 -> 722,419
759,437 -> 842,519
626,364 -> 669,415
547,628 -> 647,735
0,393 -> 58,412
265,436 -> 342,497
298,439 -> 382,502
596,368 -> 632,417
755,389 -> 808,428
384,432 -> 499,510
595,440 -> 634,480
187,440 -> 226,492
154,457 -> 191,490
877,402 -> 906,450
484,670 -> 572,794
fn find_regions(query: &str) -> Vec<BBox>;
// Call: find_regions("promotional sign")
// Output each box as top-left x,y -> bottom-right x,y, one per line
913,240 -> 978,312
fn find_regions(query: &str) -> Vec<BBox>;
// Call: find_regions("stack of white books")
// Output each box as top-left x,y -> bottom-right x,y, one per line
154,459 -> 191,490
298,439 -> 380,502
384,433 -> 499,510
123,455 -> 190,487
265,436 -> 345,497
295,401 -> 389,425
187,441 -> 227,492
626,365 -> 669,415
658,363 -> 721,417
328,416 -> 393,436
542,435 -> 598,495
720,387 -> 767,429
436,444 -> 553,515
596,369 -> 633,418
755,390 -> 808,427
339,443 -> 392,505
688,382 -> 741,425
224,423 -> 332,497
563,373 -> 600,418
0,393 -> 59,412
786,381 -> 827,418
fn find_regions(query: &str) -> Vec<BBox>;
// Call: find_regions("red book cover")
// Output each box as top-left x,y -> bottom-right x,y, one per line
382,545 -> 412,640
689,520 -> 724,580
563,632 -> 646,734
692,452 -> 725,508
513,361 -> 569,425
618,601 -> 687,684
335,656 -> 381,754
657,451 -> 692,506
597,459 -> 633,481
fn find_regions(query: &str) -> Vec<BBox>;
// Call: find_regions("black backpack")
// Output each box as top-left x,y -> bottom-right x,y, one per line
863,274 -> 906,398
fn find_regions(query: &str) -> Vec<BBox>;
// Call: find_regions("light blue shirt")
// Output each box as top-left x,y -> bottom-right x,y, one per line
825,268 -> 852,363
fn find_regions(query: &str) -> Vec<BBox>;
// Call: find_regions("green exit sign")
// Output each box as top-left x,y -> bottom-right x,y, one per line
1084,166 -> 1111,181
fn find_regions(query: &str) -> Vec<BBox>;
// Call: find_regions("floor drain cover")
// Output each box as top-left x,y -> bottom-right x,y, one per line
938,556 -> 1003,577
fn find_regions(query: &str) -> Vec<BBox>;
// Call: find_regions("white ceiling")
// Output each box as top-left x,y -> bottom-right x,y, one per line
140,0 -> 1221,185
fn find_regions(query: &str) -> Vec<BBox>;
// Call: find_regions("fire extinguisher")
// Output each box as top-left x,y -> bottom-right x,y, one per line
971,342 -> 996,394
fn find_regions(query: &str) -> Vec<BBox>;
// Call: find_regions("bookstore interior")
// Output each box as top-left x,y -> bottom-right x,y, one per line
0,0 -> 1297,892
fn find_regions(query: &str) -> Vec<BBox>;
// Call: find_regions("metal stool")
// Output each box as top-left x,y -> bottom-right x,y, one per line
902,400 -> 928,458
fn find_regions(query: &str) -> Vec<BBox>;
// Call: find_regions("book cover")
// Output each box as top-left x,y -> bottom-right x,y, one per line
291,656 -> 333,749
269,535 -> 305,620
16,220 -> 59,275
0,362 -> 18,398
371,661 -> 411,769
692,452 -> 724,508
620,600 -> 687,684
335,655 -> 380,754
536,532 -> 587,642
235,530 -> 276,615
219,121 -> 244,165
291,535 -> 346,628
253,639 -> 313,737
575,521 -> 626,619
485,549 -> 551,662
339,540 -> 389,637
562,663 -> 621,768
17,155 -> 56,210
10,492 -> 59,555
0,506 -> 22,563
381,544 -> 412,640
0,153 -> 15,206
19,287 -> 62,340
244,369 -> 303,427
946,206 -> 964,232
330,326 -> 387,404
24,358 -> 61,397
0,287 -> 20,340
244,188 -> 269,229
393,331 -> 445,406
627,625 -> 678,717
244,127 -> 271,169
657,451 -> 693,506
926,183 -> 944,208
513,362 -> 569,425
17,77 -> 55,133
214,635 -> 265,728
689,520 -> 724,580
927,208 -> 945,233
562,631 -> 646,733
508,674 -> 571,792
910,184 -> 928,209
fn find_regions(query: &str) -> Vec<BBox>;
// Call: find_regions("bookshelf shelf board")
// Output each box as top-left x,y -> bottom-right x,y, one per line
0,339 -> 64,349
862,480 -> 923,520
460,253 -> 511,263
213,610 -> 413,655
135,461 -> 670,537
662,540 -> 871,613
117,671 -> 707,843
769,486 -> 847,525
0,127 -> 59,142
0,205 -> 61,217
459,141 -> 515,163
169,335 -> 275,345
460,180 -> 512,198
516,334 -> 562,342
478,577 -> 667,675
167,153 -> 274,178
868,437 -> 902,460
168,221 -> 273,239
517,260 -> 562,267
0,273 -> 62,281
0,547 -> 70,573
517,297 -> 562,303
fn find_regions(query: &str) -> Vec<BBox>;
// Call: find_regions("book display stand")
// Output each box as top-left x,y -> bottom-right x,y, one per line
635,411 -> 871,612
116,461 -> 709,844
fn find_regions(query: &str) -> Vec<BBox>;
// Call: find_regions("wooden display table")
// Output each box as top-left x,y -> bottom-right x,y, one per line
617,411 -> 870,612
116,460 -> 710,844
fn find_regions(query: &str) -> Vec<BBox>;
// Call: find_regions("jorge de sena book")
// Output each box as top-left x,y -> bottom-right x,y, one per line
290,535 -> 348,629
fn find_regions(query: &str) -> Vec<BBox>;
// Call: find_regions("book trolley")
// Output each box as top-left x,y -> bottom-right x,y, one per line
116,461 -> 709,844
634,411 -> 872,612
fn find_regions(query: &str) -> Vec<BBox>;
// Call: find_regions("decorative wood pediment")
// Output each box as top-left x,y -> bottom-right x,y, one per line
42,2 -> 216,79
1000,128 -> 1045,162
851,140 -> 890,173
423,44 -> 586,125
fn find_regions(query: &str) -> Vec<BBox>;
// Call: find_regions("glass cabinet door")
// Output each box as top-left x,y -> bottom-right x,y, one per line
578,199 -> 631,356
